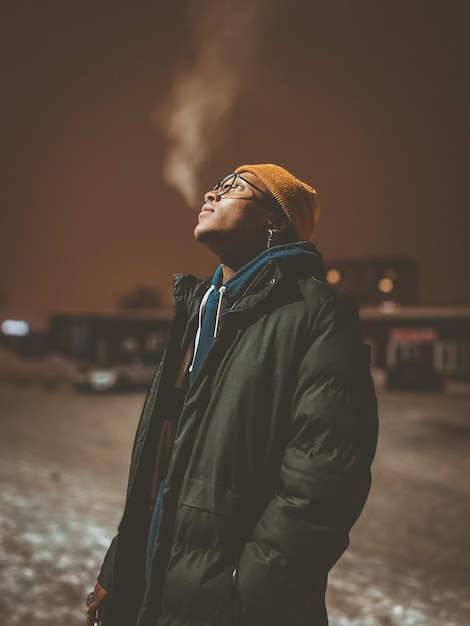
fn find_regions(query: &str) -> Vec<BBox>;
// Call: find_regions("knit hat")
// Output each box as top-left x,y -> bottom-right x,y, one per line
234,163 -> 319,241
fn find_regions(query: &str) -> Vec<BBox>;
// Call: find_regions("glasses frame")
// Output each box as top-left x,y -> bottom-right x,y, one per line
213,173 -> 277,205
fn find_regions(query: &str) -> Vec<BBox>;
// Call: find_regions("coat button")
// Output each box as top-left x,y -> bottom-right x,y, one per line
269,278 -> 276,285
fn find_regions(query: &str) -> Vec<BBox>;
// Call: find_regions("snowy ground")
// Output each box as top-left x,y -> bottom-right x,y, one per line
0,380 -> 469,625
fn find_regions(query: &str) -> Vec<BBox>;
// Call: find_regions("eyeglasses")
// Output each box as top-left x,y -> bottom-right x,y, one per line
213,173 -> 276,204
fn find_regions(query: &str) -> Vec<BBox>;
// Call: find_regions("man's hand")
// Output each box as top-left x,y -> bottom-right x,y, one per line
86,582 -> 107,625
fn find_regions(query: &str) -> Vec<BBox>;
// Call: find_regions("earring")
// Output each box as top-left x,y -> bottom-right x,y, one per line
266,228 -> 273,249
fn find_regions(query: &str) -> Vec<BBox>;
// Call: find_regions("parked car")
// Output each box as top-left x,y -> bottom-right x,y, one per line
51,311 -> 172,392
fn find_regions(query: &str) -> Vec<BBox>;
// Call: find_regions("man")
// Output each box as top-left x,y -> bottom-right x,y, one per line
87,164 -> 378,626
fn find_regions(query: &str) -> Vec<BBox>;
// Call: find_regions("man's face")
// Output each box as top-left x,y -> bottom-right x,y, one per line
194,172 -> 276,255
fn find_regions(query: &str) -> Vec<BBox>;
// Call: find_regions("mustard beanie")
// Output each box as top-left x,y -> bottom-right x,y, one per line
234,163 -> 319,241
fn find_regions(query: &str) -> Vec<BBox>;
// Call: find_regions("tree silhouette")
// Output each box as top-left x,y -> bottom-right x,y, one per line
118,285 -> 162,310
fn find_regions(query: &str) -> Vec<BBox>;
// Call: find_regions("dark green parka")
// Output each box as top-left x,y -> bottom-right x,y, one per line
98,251 -> 378,626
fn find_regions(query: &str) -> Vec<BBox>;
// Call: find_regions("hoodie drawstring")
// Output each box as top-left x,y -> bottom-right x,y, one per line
214,286 -> 226,338
188,284 -> 215,374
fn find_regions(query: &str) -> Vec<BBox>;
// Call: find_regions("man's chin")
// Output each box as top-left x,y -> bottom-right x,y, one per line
194,227 -> 214,243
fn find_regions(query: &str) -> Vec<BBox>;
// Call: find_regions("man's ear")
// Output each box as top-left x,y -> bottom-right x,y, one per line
267,213 -> 290,232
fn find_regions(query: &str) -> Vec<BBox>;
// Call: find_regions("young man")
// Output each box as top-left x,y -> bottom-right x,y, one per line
87,164 -> 378,626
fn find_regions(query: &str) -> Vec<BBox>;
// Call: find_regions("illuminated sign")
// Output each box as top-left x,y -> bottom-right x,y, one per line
388,327 -> 438,343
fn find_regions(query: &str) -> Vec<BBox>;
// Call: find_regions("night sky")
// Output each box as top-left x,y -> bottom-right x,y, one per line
1,0 -> 469,329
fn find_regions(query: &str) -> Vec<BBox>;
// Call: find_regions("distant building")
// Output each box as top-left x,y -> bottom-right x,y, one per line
324,257 -> 419,307
323,257 -> 469,389
360,306 -> 470,390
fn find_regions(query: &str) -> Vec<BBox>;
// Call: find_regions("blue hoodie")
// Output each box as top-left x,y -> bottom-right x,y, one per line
189,242 -> 321,384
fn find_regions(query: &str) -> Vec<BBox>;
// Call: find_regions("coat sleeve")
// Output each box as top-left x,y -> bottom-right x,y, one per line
236,293 -> 378,624
97,534 -> 117,592
93,363 -> 164,596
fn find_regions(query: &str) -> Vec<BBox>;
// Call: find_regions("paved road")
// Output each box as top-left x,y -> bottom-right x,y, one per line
0,382 -> 469,625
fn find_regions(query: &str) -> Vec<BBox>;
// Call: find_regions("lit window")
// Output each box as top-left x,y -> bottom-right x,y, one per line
326,269 -> 341,285
121,337 -> 139,353
1,319 -> 29,336
145,332 -> 163,353
379,300 -> 399,313
378,278 -> 394,293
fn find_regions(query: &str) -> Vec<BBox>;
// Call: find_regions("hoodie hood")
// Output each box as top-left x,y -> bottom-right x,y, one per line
189,242 -> 322,383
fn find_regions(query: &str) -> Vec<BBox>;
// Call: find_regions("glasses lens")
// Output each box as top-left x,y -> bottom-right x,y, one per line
214,173 -> 237,196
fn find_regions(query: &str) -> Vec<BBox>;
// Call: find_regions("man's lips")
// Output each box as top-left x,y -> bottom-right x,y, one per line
198,204 -> 214,217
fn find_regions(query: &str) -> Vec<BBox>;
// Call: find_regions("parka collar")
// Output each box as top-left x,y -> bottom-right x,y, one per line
172,242 -> 325,317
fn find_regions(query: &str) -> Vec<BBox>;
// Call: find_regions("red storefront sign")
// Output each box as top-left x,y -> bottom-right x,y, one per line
388,327 -> 438,343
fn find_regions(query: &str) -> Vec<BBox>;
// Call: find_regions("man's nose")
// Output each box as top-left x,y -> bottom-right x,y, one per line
204,189 -> 219,202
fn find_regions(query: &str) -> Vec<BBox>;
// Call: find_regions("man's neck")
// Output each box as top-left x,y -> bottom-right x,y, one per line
221,264 -> 236,283
218,247 -> 263,283
219,249 -> 262,283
